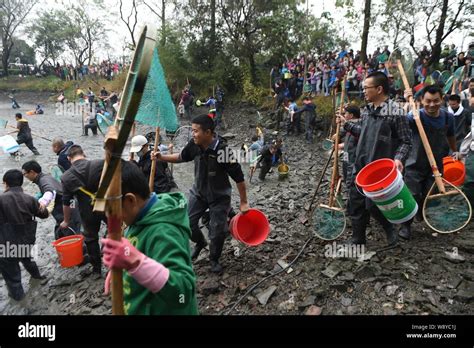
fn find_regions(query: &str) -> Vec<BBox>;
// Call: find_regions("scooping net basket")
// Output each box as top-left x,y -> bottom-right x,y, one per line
135,48 -> 178,133
423,180 -> 472,233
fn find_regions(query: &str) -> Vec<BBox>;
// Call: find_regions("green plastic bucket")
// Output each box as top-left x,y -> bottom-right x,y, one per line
356,159 -> 418,224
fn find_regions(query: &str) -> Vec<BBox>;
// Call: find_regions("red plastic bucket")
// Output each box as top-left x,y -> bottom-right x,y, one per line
229,209 -> 270,246
356,158 -> 398,192
443,156 -> 465,186
52,235 -> 84,268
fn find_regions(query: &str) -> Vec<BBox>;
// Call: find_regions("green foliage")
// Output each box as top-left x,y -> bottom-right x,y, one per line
242,66 -> 269,105
28,10 -> 68,67
10,39 -> 36,65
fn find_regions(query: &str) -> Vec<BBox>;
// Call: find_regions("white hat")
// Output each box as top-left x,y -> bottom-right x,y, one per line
130,135 -> 148,153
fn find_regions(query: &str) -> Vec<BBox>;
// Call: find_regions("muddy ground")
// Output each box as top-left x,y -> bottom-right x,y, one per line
0,92 -> 472,315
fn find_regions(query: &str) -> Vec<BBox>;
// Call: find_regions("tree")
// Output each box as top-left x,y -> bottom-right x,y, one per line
0,0 -> 38,75
143,0 -> 168,45
218,0 -> 300,84
10,38 -> 35,65
29,11 -> 67,68
360,0 -> 372,63
119,0 -> 139,49
376,0 -> 411,49
61,3 -> 106,66
401,0 -> 473,67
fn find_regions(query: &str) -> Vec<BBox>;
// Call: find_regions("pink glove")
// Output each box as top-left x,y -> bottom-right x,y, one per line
101,237 -> 145,271
104,271 -> 111,295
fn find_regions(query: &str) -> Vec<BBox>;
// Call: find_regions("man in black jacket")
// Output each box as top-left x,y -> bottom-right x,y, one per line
22,161 -> 81,240
60,145 -> 105,274
155,115 -> 249,273
293,97 -> 318,144
11,113 -> 40,155
52,138 -> 74,172
0,170 -> 49,301
448,94 -> 472,150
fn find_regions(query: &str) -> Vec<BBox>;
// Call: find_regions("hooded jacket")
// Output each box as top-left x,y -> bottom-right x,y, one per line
123,192 -> 198,315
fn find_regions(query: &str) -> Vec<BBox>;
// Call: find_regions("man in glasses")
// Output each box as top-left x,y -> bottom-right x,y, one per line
337,71 -> 412,247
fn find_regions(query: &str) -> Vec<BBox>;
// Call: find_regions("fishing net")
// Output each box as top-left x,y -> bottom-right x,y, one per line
50,165 -> 63,183
171,125 -> 193,152
423,181 -> 472,233
135,48 -> 178,133
386,48 -> 415,91
97,113 -> 112,134
442,66 -> 465,95
439,70 -> 452,84
313,205 -> 346,240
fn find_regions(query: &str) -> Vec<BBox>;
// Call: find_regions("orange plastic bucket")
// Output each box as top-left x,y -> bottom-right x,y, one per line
229,209 -> 270,246
443,156 -> 465,186
356,158 -> 398,192
52,235 -> 84,268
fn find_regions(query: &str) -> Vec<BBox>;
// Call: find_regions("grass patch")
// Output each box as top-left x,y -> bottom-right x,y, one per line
0,74 -> 127,101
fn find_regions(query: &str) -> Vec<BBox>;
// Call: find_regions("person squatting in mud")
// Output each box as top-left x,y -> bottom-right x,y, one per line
154,114 -> 250,274
337,71 -> 412,247
102,161 -> 198,315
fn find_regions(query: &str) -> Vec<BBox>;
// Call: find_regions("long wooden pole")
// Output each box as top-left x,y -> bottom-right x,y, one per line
149,127 -> 160,192
129,122 -> 136,161
103,126 -> 124,315
328,76 -> 346,207
397,59 -> 445,194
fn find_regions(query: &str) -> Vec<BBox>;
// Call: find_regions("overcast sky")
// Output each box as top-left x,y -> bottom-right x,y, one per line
21,0 -> 472,64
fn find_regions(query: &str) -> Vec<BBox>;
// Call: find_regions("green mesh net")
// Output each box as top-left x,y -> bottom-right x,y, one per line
387,48 -> 415,89
135,48 -> 178,132
423,188 -> 472,233
313,207 -> 346,240
443,66 -> 465,95
439,70 -> 452,84
50,165 -> 63,183
171,125 -> 193,152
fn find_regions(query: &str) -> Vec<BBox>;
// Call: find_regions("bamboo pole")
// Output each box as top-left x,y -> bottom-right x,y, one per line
328,76 -> 346,207
129,122 -> 136,161
149,127 -> 160,192
397,59 -> 445,194
103,126 -> 124,315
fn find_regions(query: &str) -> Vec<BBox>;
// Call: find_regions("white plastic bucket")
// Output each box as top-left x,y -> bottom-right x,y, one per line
0,135 -> 19,154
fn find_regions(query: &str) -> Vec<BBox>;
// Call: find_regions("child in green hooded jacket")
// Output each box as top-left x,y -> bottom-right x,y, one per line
102,161 -> 198,315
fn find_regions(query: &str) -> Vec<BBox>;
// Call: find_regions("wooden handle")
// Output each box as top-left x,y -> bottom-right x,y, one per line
103,126 -> 124,315
329,76 -> 346,207
149,127 -> 160,192
397,60 -> 445,194
129,122 -> 136,161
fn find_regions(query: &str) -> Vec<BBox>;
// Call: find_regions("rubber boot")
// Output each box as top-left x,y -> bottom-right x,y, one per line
191,240 -> 208,260
209,236 -> 225,274
349,221 -> 366,245
22,260 -> 46,280
398,221 -> 412,240
7,283 -> 25,301
85,240 -> 102,274
384,225 -> 398,246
